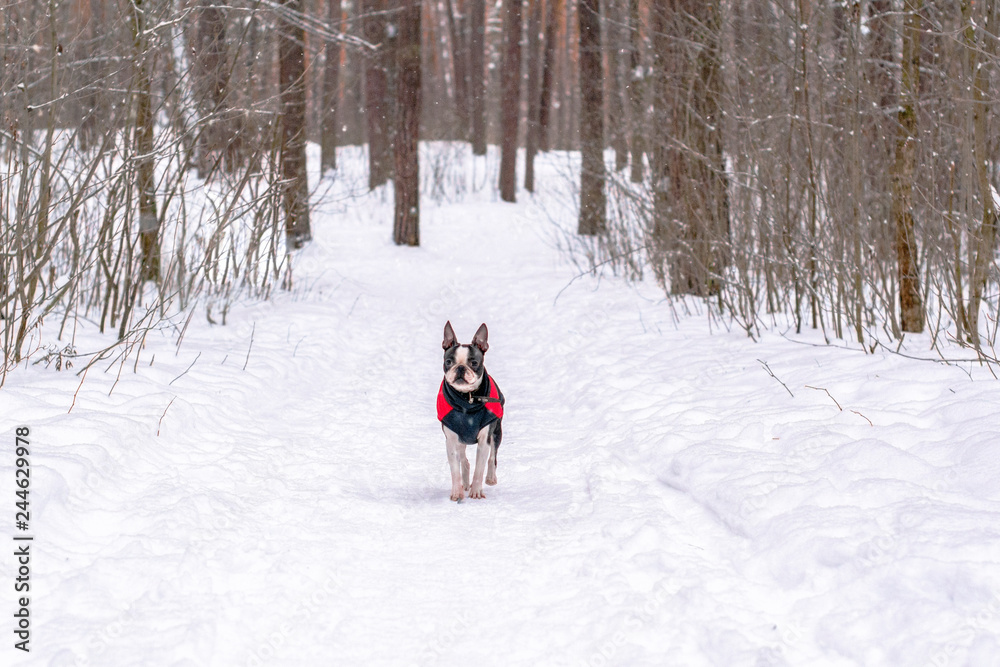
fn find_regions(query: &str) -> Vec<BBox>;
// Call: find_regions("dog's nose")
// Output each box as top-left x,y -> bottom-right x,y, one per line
454,366 -> 466,378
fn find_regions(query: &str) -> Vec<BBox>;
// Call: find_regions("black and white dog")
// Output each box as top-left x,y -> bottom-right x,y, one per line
436,321 -> 505,501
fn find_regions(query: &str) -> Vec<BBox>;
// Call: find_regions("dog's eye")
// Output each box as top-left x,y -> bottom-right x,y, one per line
469,360 -> 478,368
444,360 -> 453,367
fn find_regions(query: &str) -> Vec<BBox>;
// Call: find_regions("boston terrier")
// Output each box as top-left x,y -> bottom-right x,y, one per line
436,321 -> 505,501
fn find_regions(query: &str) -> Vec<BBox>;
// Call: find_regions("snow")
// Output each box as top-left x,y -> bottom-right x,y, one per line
3,145 -> 1000,666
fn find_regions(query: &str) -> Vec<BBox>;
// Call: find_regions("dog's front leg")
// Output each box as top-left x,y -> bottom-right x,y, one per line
485,442 -> 498,486
469,427 -> 491,499
443,427 -> 466,501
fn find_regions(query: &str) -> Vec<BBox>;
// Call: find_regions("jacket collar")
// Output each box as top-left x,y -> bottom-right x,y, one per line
441,373 -> 491,414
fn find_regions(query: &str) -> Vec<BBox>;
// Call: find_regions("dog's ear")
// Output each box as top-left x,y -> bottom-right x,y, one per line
471,323 -> 489,353
443,321 -> 458,349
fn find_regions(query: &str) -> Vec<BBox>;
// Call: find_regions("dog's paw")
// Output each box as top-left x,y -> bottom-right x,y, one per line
469,485 -> 486,499
450,486 -> 465,502
485,475 -> 497,486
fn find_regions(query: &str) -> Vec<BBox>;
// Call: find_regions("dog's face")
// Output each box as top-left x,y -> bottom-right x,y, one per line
442,321 -> 489,392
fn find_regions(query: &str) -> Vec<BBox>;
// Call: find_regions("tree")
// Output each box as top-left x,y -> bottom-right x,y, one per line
794,0 -> 818,329
845,0 -> 866,344
321,0 -> 342,172
128,0 -> 160,281
577,0 -> 605,234
194,0 -> 232,176
892,0 -> 924,333
538,0 -> 558,152
525,0 -> 543,192
364,0 -> 392,188
74,0 -> 106,152
394,0 -> 421,246
446,0 -> 470,139
499,0 -> 523,202
278,0 -> 311,248
469,0 -> 487,154
649,0 -> 728,295
963,0 -> 999,347
625,0 -> 643,182
866,0 -> 895,256
606,0 -> 628,172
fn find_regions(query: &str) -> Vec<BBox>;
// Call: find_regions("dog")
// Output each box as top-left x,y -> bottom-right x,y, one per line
436,321 -> 505,501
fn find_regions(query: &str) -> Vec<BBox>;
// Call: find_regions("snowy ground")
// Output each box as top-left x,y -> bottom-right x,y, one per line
3,147 -> 1000,666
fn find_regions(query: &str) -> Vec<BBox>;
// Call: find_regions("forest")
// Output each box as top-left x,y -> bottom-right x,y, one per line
4,5 -> 1000,661
2,0 -> 1000,379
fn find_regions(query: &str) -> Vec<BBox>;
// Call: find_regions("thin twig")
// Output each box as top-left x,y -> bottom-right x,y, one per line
68,365 -> 90,414
780,330 -> 999,367
175,307 -> 196,354
169,351 -> 201,386
757,359 -> 794,397
805,385 -> 842,410
157,396 -> 176,437
851,410 -> 874,427
243,323 -> 255,371
553,247 -> 646,306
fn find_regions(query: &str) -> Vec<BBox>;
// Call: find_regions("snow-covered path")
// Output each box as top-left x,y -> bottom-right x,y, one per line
4,150 -> 1000,666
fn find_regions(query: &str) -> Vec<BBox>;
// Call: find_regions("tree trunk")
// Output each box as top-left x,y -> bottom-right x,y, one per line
626,0 -> 643,182
343,0 -> 368,146
607,0 -> 628,173
649,0 -> 727,295
963,0 -> 998,347
866,0 -> 895,251
562,1 -> 579,151
538,0 -> 557,152
525,0 -> 543,192
578,0 -> 605,234
892,0 -> 923,333
394,0 -> 421,246
129,0 -> 159,281
469,0 -> 487,154
699,0 -> 729,291
279,0 -> 311,248
867,0 -> 895,112
446,0 -> 470,140
499,0 -> 523,202
321,0 -> 342,172
242,11 -> 263,172
75,0 -> 105,152
795,0 -> 819,328
364,0 -> 392,188
195,0 -> 231,177
847,0 -> 865,344
649,0 -> 671,287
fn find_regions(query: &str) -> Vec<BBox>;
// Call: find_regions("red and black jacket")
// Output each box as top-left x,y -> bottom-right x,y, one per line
437,373 -> 504,446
